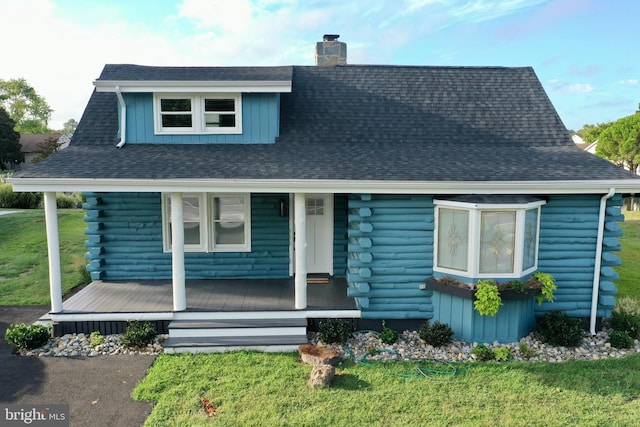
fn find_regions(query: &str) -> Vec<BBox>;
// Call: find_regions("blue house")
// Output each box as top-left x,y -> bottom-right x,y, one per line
10,35 -> 640,351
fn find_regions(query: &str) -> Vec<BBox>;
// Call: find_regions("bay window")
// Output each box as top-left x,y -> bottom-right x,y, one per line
434,196 -> 545,279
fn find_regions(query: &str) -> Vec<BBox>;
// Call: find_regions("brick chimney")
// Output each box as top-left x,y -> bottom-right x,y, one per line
315,34 -> 347,66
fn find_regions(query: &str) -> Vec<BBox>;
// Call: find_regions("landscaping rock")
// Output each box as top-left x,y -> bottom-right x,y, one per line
309,364 -> 335,388
299,344 -> 341,366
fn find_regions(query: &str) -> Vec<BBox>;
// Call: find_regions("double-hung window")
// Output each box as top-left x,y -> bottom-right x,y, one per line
163,193 -> 250,252
154,94 -> 242,134
434,196 -> 545,279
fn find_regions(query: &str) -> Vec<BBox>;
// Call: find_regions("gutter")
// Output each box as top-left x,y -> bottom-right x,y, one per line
115,85 -> 126,148
590,187 -> 616,335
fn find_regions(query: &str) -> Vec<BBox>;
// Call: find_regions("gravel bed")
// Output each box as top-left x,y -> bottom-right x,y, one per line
309,329 -> 640,363
18,328 -> 640,362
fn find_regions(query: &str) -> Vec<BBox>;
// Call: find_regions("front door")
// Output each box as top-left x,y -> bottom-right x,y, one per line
305,194 -> 333,274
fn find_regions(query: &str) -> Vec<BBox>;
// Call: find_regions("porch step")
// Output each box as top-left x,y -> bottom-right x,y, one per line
164,318 -> 309,353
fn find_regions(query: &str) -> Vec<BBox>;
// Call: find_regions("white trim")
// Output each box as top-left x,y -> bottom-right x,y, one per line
294,193 -> 307,309
9,177 -> 640,194
170,192 -> 187,311
94,80 -> 292,93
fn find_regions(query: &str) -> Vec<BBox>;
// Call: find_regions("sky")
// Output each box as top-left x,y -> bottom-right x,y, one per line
0,0 -> 638,132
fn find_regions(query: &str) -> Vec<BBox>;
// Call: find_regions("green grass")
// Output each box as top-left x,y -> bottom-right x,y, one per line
0,209 -> 88,305
617,210 -> 640,300
133,352 -> 640,426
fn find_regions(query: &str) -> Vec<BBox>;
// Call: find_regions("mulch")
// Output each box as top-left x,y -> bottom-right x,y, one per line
0,306 -> 157,427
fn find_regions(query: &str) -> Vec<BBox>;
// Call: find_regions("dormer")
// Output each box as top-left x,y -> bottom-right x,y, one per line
93,65 -> 292,145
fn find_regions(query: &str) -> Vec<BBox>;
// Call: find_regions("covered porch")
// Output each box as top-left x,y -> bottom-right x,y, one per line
58,277 -> 356,313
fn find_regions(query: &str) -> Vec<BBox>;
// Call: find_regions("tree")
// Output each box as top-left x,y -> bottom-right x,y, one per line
0,107 -> 23,170
31,136 -> 61,164
61,118 -> 78,136
577,121 -> 613,143
595,113 -> 640,173
0,78 -> 52,134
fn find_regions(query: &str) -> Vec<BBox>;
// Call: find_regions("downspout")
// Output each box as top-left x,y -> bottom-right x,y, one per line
115,85 -> 126,148
590,187 -> 615,335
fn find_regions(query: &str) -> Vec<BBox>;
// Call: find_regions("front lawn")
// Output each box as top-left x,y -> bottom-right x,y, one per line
133,351 -> 640,426
617,210 -> 640,300
0,209 -> 88,305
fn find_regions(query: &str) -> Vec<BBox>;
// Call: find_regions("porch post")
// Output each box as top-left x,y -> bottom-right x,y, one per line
294,192 -> 307,309
170,192 -> 186,311
43,192 -> 63,313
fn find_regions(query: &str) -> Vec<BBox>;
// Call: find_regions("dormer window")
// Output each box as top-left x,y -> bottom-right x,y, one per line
154,94 -> 242,134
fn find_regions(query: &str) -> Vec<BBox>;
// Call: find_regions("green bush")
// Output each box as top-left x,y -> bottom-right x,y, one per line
536,311 -> 584,347
607,297 -> 640,339
471,344 -> 495,361
120,321 -> 157,348
4,323 -> 51,350
318,318 -> 352,343
609,330 -> 634,349
418,320 -> 454,347
55,192 -> 83,209
0,183 -> 42,208
379,326 -> 399,345
493,347 -> 514,362
89,331 -> 105,348
519,343 -> 537,359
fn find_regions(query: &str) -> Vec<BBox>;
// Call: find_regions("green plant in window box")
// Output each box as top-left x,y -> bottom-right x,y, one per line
474,280 -> 503,316
472,272 -> 556,316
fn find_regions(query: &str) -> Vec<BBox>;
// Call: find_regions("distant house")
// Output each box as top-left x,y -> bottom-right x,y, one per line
18,134 -> 70,168
573,134 -> 597,155
9,35 -> 640,351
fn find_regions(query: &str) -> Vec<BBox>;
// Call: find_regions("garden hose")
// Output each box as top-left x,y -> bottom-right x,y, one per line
343,330 -> 466,380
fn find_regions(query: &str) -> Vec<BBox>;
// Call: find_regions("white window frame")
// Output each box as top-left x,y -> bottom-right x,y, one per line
154,93 -> 242,135
210,194 -> 251,252
433,199 -> 545,279
162,193 -> 207,252
162,193 -> 251,253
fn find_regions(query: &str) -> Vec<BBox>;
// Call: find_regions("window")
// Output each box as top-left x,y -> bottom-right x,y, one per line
163,193 -> 250,252
434,197 -> 545,279
154,94 -> 242,134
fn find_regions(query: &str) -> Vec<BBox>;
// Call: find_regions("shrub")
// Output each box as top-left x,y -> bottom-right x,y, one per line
606,297 -> 640,339
55,192 -> 83,209
89,331 -> 105,347
493,347 -> 514,362
471,344 -> 494,361
379,326 -> 399,345
418,320 -> 454,347
519,343 -> 537,359
0,183 -> 42,208
120,321 -> 157,348
609,330 -> 634,349
5,323 -> 51,350
536,311 -> 584,347
318,318 -> 352,343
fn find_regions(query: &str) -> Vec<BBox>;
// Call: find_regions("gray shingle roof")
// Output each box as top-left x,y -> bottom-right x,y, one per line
98,64 -> 293,82
15,64 -> 638,183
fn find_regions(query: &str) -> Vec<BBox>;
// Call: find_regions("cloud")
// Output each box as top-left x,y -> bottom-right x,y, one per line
547,80 -> 595,94
618,79 -> 638,85
569,64 -> 603,77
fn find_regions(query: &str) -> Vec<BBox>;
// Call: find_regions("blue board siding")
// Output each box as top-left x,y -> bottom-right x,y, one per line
347,194 -> 434,319
122,93 -> 280,144
84,192 -> 290,280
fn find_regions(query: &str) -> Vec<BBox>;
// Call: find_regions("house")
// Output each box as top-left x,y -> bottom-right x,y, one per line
10,35 -> 640,351
573,134 -> 597,155
20,133 -> 64,167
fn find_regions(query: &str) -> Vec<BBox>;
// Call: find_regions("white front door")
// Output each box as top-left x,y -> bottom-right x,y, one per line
305,194 -> 333,274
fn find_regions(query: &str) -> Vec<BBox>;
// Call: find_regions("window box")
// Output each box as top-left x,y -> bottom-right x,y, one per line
424,277 -> 538,343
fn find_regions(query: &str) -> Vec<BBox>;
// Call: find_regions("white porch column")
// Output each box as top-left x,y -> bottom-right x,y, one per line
294,192 -> 307,309
170,192 -> 186,311
44,192 -> 63,313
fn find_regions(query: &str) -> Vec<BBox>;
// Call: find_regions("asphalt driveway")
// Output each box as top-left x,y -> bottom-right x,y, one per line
0,306 -> 156,427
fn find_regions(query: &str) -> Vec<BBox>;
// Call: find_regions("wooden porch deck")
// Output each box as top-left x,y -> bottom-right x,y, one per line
60,278 -> 356,313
